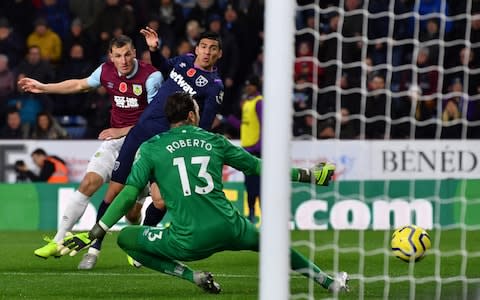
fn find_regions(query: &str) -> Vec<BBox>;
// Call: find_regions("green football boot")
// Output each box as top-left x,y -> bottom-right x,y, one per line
34,237 -> 61,259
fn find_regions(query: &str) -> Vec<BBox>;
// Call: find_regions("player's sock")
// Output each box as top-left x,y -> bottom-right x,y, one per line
290,248 -> 334,289
54,191 -> 90,242
90,200 -> 110,250
142,202 -> 167,226
247,195 -> 256,223
124,249 -> 195,282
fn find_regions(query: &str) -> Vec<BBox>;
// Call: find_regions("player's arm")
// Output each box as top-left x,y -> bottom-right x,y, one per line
141,26 -> 173,76
17,77 -> 92,94
222,136 -> 335,186
59,145 -> 153,256
145,71 -> 163,103
18,65 -> 102,94
199,86 -> 223,130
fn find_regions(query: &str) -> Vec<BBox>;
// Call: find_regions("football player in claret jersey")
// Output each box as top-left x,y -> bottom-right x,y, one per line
18,35 -> 163,267
80,29 -> 225,269
59,92 -> 349,294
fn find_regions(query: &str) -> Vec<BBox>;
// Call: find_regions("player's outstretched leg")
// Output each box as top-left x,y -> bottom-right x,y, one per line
34,172 -> 103,259
290,248 -> 349,293
117,225 -> 221,293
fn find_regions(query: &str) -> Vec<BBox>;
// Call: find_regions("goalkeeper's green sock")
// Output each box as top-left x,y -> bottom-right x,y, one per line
290,248 -> 334,289
124,249 -> 195,282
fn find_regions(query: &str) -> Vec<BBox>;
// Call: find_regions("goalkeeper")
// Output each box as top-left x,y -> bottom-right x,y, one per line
60,92 -> 349,294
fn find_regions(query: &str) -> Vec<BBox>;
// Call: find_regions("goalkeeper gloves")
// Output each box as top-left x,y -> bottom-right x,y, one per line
298,162 -> 336,186
58,222 -> 107,256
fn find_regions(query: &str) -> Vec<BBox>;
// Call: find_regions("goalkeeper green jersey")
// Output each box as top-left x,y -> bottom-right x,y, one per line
124,125 -> 261,252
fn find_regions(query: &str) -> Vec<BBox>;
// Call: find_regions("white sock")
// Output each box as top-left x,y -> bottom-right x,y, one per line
54,191 -> 90,242
87,247 -> 100,256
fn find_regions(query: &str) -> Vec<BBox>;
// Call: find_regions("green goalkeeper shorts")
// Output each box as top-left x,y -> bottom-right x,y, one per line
117,217 -> 259,262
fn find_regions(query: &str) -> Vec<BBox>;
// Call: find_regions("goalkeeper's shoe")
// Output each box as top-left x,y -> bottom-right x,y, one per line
34,237 -> 61,259
127,255 -> 142,268
194,271 -> 222,294
78,253 -> 98,270
328,271 -> 350,293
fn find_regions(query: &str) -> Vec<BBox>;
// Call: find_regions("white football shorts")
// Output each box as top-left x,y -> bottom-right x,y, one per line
86,137 -> 126,182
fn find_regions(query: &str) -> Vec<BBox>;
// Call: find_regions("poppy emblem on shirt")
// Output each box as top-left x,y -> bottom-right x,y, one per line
133,84 -> 142,96
186,68 -> 196,77
119,82 -> 127,93
195,75 -> 208,87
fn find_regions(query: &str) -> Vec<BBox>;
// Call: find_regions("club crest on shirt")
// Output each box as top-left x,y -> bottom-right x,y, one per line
133,84 -> 143,96
186,68 -> 196,77
119,82 -> 127,93
195,75 -> 208,87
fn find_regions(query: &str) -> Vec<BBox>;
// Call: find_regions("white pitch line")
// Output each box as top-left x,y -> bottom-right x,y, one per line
0,272 -> 305,279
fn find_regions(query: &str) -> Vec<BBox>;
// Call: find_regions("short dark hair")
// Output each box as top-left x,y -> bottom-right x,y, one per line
31,148 -> 47,156
109,35 -> 134,52
164,92 -> 196,124
197,31 -> 222,50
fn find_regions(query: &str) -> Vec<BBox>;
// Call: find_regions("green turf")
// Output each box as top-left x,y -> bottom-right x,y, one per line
0,230 -> 479,299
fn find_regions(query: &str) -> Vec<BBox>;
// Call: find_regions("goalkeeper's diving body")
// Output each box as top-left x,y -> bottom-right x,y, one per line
59,92 -> 349,294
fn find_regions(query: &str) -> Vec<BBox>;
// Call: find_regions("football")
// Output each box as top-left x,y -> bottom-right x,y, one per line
391,225 -> 432,262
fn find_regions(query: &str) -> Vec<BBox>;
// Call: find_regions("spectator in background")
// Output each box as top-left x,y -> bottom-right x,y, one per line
365,73 -> 387,139
185,19 -> 203,48
294,40 -> 324,85
30,111 -> 69,139
148,0 -> 185,38
37,0 -> 71,39
54,43 -> 94,116
175,38 -> 193,55
14,45 -> 55,85
27,18 -> 63,64
68,0 -> 105,34
15,148 -> 69,183
91,0 -> 136,61
292,74 -> 313,137
83,86 -> 110,139
0,54 -> 15,120
7,74 -> 46,126
419,18 -> 440,64
188,0 -> 222,29
0,17 -> 25,68
62,18 -> 94,62
0,108 -> 30,139
0,1 -> 36,38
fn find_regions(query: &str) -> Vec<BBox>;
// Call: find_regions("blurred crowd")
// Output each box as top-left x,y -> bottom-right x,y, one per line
1,0 -> 479,140
293,0 -> 480,139
0,0 -> 263,139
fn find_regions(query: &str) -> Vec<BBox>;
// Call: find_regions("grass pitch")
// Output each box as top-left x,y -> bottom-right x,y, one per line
1,230 -> 479,299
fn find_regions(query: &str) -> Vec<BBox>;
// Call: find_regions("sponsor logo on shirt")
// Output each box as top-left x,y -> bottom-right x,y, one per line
186,68 -> 196,77
119,82 -> 127,93
169,70 -> 197,96
114,95 -> 139,108
132,84 -> 143,96
195,75 -> 208,87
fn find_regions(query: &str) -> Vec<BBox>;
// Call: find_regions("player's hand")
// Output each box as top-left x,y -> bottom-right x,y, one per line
17,77 -> 45,94
140,26 -> 159,51
58,232 -> 95,256
311,162 -> 335,186
98,126 -> 131,140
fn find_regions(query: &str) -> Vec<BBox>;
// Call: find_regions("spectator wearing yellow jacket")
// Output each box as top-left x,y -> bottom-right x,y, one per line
26,18 -> 62,64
